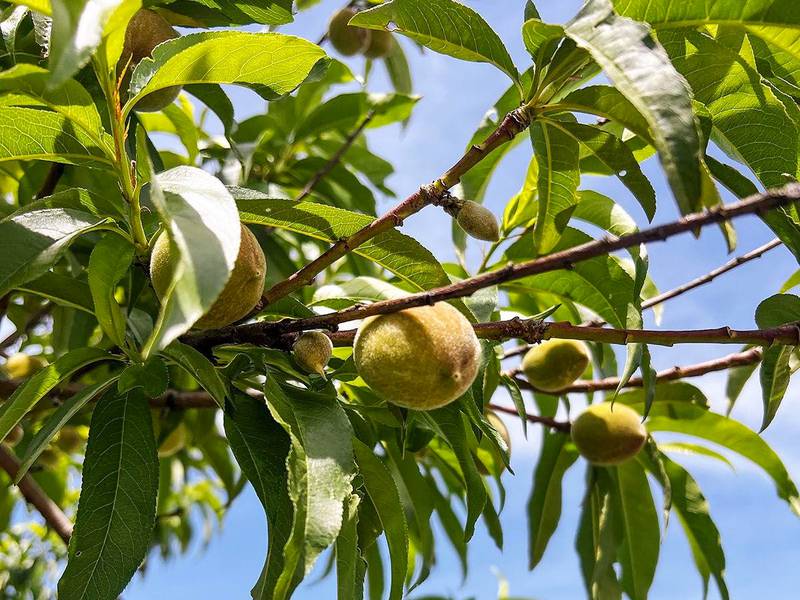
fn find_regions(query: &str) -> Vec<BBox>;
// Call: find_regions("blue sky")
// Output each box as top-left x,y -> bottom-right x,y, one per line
115,0 -> 800,598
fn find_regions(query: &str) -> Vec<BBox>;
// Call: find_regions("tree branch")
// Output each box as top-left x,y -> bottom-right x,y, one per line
259,106 -> 533,306
0,444 -> 72,545
35,163 -> 65,199
184,184 -> 800,350
502,237 -> 783,359
295,110 -> 375,203
488,404 -> 571,433
507,347 -> 763,394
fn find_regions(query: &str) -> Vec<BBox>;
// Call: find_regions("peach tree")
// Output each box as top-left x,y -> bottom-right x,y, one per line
1,0 -> 800,598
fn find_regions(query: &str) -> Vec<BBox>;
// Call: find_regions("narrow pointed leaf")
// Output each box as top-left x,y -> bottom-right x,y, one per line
15,377 -> 118,482
0,347 -> 115,442
0,208 -> 112,297
528,431 -> 579,568
58,389 -> 158,600
353,439 -> 409,600
564,0 -> 702,214
223,391 -> 294,600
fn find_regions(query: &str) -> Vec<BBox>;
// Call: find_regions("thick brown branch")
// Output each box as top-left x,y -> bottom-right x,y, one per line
185,184 -> 800,350
507,347 -> 763,394
0,444 -> 72,545
295,111 -> 375,203
259,106 -> 533,306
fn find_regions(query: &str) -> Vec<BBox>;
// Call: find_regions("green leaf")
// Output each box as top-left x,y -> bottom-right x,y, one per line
353,439 -> 409,600
384,40 -> 413,95
633,391 -> 800,514
659,453 -> 729,600
162,342 -> 229,410
527,431 -> 579,568
350,0 -> 521,92
425,403 -> 486,541
501,374 -> 528,438
575,475 -> 623,600
659,29 -> 800,255
264,378 -> 356,599
234,192 -> 454,293
759,345 -> 794,431
0,208 -> 112,298
295,92 -> 419,141
58,389 -> 158,600
0,347 -> 115,442
47,0 -> 127,88
522,19 -> 565,68
7,187 -> 126,220
725,354 -> 759,415
530,118 -> 580,254
19,272 -> 94,313
613,0 -> 800,30
754,294 -> 800,429
0,107 -> 114,166
336,494 -> 365,600
126,31 -> 326,116
0,63 -> 112,153
143,166 -> 240,357
223,390 -> 294,600
15,377 -> 118,482
564,0 -> 702,214
551,119 -> 656,219
383,442 -> 435,590
609,460 -> 660,600
89,232 -> 133,348
505,228 -> 638,328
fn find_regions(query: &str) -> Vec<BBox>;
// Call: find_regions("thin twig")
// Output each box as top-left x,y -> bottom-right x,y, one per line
488,403 -> 571,433
506,347 -> 763,394
259,106 -> 533,306
295,110 -> 375,202
184,184 -> 800,350
35,163 -> 65,199
0,444 -> 73,544
503,238 -> 783,359
642,238 -> 782,310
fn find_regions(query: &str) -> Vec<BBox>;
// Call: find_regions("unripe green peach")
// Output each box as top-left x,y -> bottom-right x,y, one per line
3,353 -> 45,379
150,224 -> 266,330
521,339 -> 589,393
456,201 -> 500,242
363,29 -> 394,59
119,9 -> 181,112
3,425 -> 23,448
353,302 -> 481,410
158,423 -> 187,458
293,331 -> 333,377
328,8 -> 370,56
55,426 -> 84,454
571,402 -> 646,465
